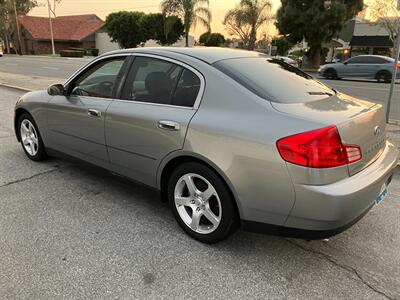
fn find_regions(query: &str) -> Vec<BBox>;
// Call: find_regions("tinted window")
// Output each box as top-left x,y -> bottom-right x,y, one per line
214,58 -> 334,103
347,57 -> 368,64
365,57 -> 390,64
71,57 -> 126,98
172,69 -> 201,107
122,56 -> 201,107
122,57 -> 181,104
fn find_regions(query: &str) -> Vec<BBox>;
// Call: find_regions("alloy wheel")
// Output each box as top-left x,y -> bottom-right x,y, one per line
174,173 -> 222,234
20,119 -> 39,156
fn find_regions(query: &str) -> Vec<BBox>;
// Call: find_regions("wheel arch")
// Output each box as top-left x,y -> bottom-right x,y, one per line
375,69 -> 392,80
157,151 -> 244,219
323,67 -> 338,78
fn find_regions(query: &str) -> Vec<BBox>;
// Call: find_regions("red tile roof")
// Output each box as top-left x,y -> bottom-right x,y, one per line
19,14 -> 104,42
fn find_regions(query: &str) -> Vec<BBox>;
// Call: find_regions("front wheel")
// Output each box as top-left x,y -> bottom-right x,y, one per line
323,68 -> 338,80
18,113 -> 47,161
168,162 -> 239,244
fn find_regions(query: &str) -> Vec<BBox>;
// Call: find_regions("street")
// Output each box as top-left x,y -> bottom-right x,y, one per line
0,56 -> 400,299
0,55 -> 90,79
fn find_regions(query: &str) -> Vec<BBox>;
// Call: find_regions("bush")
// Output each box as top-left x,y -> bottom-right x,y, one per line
60,50 -> 85,58
86,48 -> 99,56
68,47 -> 86,55
199,32 -> 226,47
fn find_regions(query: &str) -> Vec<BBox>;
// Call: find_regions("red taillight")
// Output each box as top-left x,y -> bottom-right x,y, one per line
277,126 -> 362,168
397,63 -> 400,69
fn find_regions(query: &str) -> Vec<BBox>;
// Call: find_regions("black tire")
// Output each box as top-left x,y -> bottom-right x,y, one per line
376,71 -> 392,83
323,68 -> 338,80
168,162 -> 239,244
18,112 -> 47,161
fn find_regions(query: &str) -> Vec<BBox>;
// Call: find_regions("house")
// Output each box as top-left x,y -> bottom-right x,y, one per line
18,14 -> 104,54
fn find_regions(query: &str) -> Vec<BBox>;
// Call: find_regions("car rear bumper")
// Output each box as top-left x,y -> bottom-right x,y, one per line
286,141 -> 398,230
243,141 -> 398,239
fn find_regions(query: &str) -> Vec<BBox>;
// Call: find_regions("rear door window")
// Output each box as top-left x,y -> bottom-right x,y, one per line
214,58 -> 334,103
121,56 -> 201,107
365,57 -> 390,64
172,69 -> 201,107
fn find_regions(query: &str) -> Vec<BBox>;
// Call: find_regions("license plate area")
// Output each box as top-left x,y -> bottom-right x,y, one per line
375,175 -> 393,205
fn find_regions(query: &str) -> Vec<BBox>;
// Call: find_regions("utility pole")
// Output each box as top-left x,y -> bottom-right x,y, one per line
47,0 -> 56,56
12,0 -> 23,55
4,12 -> 10,54
386,1 -> 400,122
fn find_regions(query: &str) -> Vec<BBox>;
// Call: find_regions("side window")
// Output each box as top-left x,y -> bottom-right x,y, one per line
368,57 -> 388,64
172,69 -> 201,107
71,57 -> 126,98
347,57 -> 367,64
122,57 -> 182,105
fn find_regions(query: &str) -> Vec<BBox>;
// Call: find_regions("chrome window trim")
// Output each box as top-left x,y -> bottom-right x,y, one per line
112,98 -> 194,110
64,52 -> 206,110
63,53 -> 129,88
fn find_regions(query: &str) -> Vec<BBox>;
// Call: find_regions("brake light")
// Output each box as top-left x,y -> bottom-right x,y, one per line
277,126 -> 362,168
397,63 -> 400,69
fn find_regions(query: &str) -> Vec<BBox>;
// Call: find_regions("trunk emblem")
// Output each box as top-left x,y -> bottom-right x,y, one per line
374,126 -> 381,136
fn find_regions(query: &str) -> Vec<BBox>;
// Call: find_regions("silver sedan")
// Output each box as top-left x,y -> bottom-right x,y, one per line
319,55 -> 400,82
14,48 -> 398,243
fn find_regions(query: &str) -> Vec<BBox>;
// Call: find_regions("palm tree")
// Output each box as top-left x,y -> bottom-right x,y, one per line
224,0 -> 272,51
161,0 -> 211,47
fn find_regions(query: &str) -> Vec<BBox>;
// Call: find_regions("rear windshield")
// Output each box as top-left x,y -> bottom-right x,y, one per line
214,57 -> 335,103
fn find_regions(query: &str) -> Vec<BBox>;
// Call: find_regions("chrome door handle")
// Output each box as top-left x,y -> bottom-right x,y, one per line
158,120 -> 180,131
87,109 -> 101,118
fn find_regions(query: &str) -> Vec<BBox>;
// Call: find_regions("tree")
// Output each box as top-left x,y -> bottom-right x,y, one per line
0,0 -> 38,54
369,0 -> 400,58
276,0 -> 363,68
161,0 -> 211,47
141,13 -> 184,46
223,0 -> 272,51
199,32 -> 226,46
105,11 -> 148,48
272,36 -> 293,56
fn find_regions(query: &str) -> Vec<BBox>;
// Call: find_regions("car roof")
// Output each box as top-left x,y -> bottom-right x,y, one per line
351,55 -> 392,60
104,47 -> 267,64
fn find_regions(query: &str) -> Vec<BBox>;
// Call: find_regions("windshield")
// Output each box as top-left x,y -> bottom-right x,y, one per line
214,58 -> 335,103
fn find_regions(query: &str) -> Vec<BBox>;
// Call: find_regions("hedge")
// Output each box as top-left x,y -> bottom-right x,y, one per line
86,48 -> 99,56
60,50 -> 85,58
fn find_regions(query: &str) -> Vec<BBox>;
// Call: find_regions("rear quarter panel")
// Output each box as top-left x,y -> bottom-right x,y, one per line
183,66 -> 324,225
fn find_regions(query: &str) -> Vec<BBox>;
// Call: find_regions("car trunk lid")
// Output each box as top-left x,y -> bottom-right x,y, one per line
271,93 -> 386,176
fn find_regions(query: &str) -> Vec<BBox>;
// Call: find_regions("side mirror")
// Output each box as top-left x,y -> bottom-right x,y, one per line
343,61 -> 348,65
47,84 -> 65,96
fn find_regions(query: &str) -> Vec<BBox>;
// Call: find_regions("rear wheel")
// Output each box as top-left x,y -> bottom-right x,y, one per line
376,70 -> 392,83
323,68 -> 338,80
168,162 -> 239,244
18,113 -> 47,161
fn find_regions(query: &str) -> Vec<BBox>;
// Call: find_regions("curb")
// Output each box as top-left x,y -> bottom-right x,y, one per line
0,82 -> 32,92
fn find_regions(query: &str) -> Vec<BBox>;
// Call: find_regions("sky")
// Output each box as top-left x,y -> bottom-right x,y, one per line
29,0 -> 281,38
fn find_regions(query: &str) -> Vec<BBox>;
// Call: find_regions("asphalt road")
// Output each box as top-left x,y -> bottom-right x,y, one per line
1,85 -> 400,299
0,55 -> 91,79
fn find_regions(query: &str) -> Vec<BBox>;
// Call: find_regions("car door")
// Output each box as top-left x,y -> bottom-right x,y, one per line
47,55 -> 128,165
341,57 -> 366,77
105,55 -> 204,187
